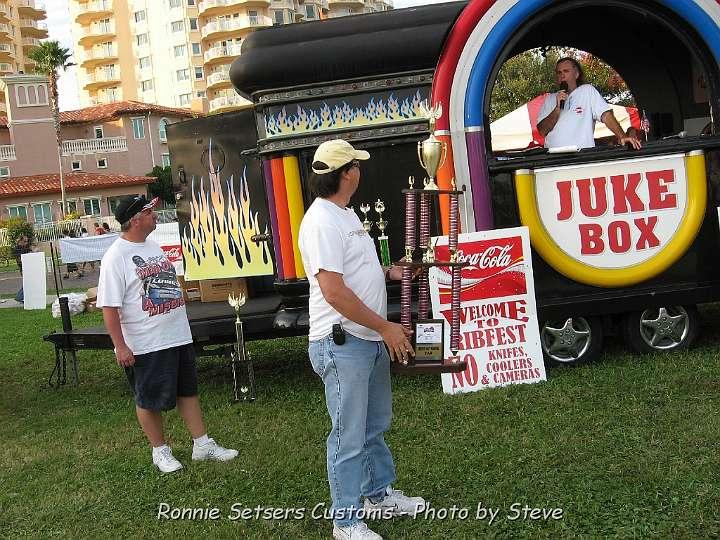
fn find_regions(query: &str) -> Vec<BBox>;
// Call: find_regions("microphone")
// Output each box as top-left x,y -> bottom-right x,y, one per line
559,82 -> 568,110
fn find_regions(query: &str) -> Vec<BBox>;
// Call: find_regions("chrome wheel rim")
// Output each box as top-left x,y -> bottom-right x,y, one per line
541,317 -> 592,363
639,306 -> 689,350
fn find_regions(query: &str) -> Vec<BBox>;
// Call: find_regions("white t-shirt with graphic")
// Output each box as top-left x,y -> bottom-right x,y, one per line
299,197 -> 387,342
96,237 -> 192,355
538,84 -> 611,149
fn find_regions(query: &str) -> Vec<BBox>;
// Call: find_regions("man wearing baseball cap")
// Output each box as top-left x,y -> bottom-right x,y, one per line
97,194 -> 237,473
299,140 -> 426,540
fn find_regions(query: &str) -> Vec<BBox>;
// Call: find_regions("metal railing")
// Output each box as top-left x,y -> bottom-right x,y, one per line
207,70 -> 230,87
0,144 -> 16,161
203,43 -> 242,63
209,94 -> 248,111
62,136 -> 127,155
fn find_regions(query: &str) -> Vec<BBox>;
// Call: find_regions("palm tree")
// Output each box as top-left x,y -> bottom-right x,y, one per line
28,41 -> 74,216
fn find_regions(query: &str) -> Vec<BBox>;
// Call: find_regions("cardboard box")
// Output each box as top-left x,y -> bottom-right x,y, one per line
177,275 -> 201,302
199,278 -> 248,303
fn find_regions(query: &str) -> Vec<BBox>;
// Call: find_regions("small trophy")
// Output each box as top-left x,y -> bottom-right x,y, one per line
417,101 -> 446,190
228,292 -> 255,402
374,199 -> 391,267
360,203 -> 373,233
422,238 -> 436,264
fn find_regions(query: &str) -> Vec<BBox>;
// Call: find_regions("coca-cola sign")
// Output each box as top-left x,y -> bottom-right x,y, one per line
161,245 -> 183,262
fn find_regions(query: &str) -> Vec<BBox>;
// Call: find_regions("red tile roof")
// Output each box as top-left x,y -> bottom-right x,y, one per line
0,172 -> 154,198
59,100 -> 198,124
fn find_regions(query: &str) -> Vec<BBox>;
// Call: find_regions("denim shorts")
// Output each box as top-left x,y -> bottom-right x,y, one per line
125,343 -> 198,411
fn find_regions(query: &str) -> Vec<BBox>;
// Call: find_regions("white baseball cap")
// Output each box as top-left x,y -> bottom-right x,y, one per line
312,139 -> 370,174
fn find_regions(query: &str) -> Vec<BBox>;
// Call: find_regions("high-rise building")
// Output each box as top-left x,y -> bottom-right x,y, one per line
69,0 -> 392,114
0,0 -> 48,114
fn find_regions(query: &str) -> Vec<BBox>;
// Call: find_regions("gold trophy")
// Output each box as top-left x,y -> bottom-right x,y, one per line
228,292 -> 255,402
359,203 -> 373,233
417,101 -> 447,190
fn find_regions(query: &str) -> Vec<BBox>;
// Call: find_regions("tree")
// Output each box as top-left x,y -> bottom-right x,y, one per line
147,166 -> 175,205
28,41 -> 74,216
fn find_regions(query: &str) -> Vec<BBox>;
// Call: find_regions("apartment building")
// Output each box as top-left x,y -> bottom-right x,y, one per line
0,0 -> 48,114
69,0 -> 392,114
0,74 -> 196,224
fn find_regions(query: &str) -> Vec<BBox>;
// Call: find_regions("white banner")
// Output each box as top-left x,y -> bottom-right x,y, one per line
429,227 -> 546,395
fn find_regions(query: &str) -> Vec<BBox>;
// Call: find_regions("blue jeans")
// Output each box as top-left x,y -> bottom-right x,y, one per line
308,333 -> 396,527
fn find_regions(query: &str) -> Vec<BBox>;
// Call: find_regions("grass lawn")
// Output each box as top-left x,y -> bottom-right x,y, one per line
1,305 -> 719,538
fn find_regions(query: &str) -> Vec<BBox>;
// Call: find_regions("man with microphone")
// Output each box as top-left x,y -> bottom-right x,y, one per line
537,57 -> 641,150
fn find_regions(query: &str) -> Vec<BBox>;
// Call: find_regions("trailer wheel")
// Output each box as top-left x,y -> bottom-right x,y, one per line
623,305 -> 698,354
540,316 -> 603,367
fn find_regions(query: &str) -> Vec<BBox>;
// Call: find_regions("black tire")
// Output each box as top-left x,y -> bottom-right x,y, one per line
540,316 -> 603,367
622,305 -> 699,354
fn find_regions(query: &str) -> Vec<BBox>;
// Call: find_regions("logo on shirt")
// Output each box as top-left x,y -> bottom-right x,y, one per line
574,106 -> 584,115
348,229 -> 368,237
133,254 -> 184,316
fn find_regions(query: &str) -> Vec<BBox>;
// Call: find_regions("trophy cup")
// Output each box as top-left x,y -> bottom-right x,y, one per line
359,203 -> 373,234
417,102 -> 446,190
228,292 -> 256,402
374,199 -> 391,267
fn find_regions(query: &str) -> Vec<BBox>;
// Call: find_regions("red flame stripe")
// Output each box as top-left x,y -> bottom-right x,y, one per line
270,157 -> 296,279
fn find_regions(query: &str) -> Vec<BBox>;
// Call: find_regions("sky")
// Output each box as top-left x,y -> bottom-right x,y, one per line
44,0 -> 453,111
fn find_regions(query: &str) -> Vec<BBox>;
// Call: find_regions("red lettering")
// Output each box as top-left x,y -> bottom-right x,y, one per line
610,173 -> 643,213
555,180 -> 573,221
579,223 -> 604,254
646,169 -> 677,210
608,221 -> 631,253
451,353 -> 478,390
577,177 -> 608,218
634,217 -> 660,249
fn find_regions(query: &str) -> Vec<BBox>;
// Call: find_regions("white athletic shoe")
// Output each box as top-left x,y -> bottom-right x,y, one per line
152,446 -> 183,473
332,521 -> 382,540
363,486 -> 427,517
191,438 -> 239,462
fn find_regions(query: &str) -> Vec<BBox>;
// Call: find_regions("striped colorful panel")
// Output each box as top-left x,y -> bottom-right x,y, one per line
282,155 -> 307,279
270,157 -> 296,279
263,159 -> 284,280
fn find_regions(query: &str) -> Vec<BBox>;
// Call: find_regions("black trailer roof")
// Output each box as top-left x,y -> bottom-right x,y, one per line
230,2 -> 466,98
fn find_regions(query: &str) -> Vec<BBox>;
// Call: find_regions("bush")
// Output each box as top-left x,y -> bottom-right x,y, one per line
5,218 -> 35,250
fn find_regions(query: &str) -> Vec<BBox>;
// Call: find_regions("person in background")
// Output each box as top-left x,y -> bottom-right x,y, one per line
94,222 -> 105,235
102,222 -> 111,233
13,234 -> 32,303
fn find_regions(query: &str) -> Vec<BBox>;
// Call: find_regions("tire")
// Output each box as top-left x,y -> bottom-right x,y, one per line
540,316 -> 603,367
622,305 -> 699,354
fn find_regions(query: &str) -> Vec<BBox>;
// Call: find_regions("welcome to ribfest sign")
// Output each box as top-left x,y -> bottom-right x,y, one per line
429,227 -> 546,395
514,152 -> 707,287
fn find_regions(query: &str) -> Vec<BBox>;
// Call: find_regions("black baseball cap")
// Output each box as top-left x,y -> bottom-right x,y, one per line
114,195 -> 159,224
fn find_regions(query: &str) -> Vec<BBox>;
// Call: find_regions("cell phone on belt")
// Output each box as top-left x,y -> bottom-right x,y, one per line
332,322 -> 346,345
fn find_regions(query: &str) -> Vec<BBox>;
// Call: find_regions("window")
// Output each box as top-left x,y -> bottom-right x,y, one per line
8,205 -> 26,219
139,56 -> 151,70
0,166 -> 9,177
189,18 -> 198,30
273,10 -> 284,24
169,0 -> 181,7
66,200 -> 77,214
171,20 -> 184,32
187,0 -> 195,5
94,126 -> 104,139
158,118 -> 169,142
178,93 -> 191,106
176,68 -> 189,81
33,203 -> 52,224
141,79 -> 153,91
136,33 -> 149,46
194,66 -> 203,79
71,160 -> 82,171
305,4 -> 315,18
134,10 -> 146,23
131,117 -> 145,139
83,198 -> 101,216
162,153 -> 171,167
248,10 -> 259,24
173,44 -> 186,57
196,90 -> 206,98
191,42 -> 201,55
97,158 -> 108,168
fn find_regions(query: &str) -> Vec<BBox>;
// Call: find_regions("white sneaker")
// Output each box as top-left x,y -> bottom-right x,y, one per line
152,446 -> 183,473
363,486 -> 427,517
332,521 -> 382,540
191,438 -> 239,462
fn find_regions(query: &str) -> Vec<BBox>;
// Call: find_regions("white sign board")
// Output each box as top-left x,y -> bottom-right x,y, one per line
429,227 -> 546,395
22,252 -> 47,310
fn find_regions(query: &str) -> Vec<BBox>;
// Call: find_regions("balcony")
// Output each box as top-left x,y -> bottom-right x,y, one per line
203,42 -> 242,64
200,15 -> 272,40
0,22 -> 10,37
328,0 -> 365,6
199,0 -> 270,16
22,37 -> 41,51
0,144 -> 16,161
19,19 -> 48,38
209,93 -> 250,112
0,4 -> 10,21
0,42 -> 13,60
84,70 -> 121,90
206,70 -> 231,90
78,22 -> 116,46
61,136 -> 127,156
17,0 -> 45,19
80,47 -> 118,68
75,0 -> 113,24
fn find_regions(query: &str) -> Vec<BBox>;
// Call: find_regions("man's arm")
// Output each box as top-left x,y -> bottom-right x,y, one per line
600,110 -> 641,149
102,307 -> 135,367
316,270 -> 414,363
537,92 -> 566,137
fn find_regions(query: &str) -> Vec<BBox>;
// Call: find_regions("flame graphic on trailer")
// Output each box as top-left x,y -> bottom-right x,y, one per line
181,140 -> 274,280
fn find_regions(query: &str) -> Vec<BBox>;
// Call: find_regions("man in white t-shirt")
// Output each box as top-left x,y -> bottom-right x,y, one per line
299,140 -> 427,540
97,195 -> 237,473
538,57 -> 641,150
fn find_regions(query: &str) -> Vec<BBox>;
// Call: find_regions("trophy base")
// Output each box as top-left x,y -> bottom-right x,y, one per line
391,356 -> 467,375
